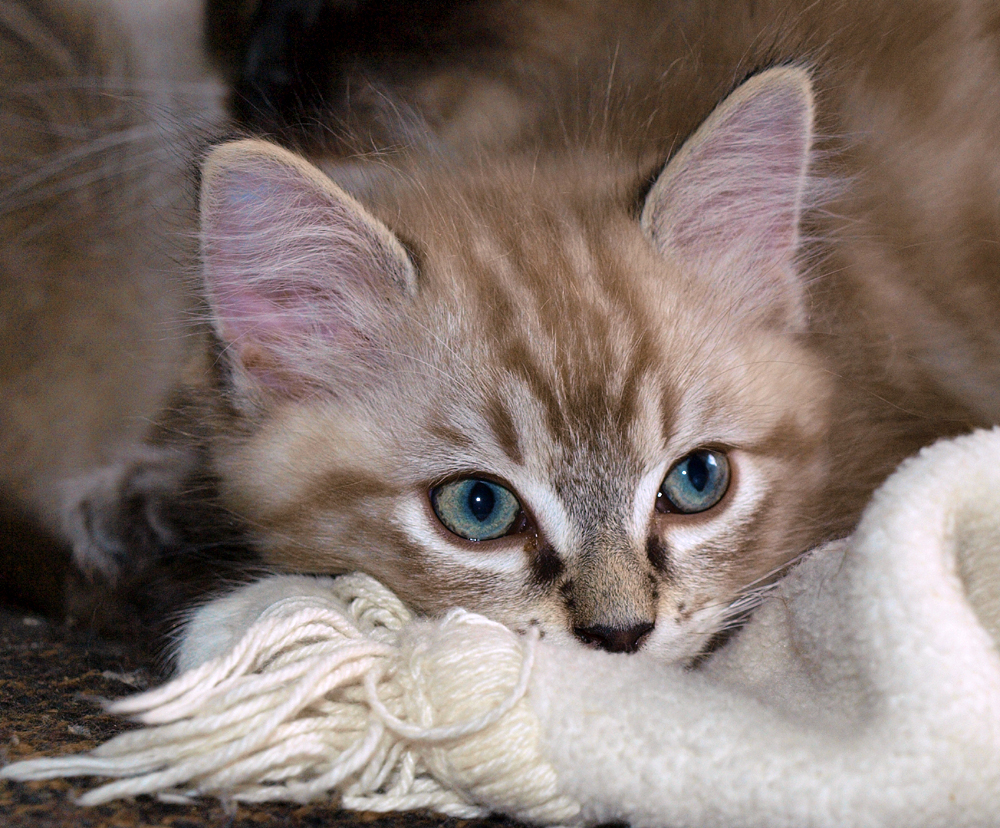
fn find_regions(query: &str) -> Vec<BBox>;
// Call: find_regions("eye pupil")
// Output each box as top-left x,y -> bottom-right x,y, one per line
468,481 -> 496,522
685,454 -> 708,491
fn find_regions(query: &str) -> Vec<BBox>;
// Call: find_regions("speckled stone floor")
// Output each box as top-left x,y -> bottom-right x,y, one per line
0,602 -> 527,828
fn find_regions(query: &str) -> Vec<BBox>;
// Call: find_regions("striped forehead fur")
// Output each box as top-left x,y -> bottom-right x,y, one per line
381,154 -> 828,434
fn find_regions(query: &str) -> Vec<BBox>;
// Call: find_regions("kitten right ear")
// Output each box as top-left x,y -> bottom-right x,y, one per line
200,139 -> 416,401
641,67 -> 815,330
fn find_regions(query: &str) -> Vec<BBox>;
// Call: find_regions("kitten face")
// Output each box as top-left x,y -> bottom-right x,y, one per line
201,69 -> 833,660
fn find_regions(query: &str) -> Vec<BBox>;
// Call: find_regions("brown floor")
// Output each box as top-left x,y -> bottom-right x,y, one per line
0,602 -> 526,828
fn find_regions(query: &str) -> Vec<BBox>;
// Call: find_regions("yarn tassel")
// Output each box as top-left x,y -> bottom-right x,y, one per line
1,573 -> 580,825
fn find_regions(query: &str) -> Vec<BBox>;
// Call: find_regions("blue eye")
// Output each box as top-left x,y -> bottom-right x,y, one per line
658,450 -> 730,514
431,478 -> 523,541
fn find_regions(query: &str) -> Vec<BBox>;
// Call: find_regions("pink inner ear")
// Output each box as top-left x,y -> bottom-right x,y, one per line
201,154 -> 410,396
646,78 -> 813,272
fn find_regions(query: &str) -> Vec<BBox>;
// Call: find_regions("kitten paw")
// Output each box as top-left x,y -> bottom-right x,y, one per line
59,446 -> 196,582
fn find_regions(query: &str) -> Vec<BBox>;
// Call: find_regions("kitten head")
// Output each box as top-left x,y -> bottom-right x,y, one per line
199,67 -> 832,661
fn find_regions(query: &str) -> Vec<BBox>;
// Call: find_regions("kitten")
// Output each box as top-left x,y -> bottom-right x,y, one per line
190,0 -> 1000,659
195,71 -> 830,660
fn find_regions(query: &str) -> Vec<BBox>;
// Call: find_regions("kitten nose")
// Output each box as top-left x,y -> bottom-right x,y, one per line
573,621 -> 654,653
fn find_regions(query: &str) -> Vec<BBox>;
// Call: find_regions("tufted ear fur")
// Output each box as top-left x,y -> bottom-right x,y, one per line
641,67 -> 815,330
199,139 -> 416,401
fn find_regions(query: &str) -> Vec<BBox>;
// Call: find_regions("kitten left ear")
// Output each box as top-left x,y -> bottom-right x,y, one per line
199,139 -> 416,402
641,67 -> 815,330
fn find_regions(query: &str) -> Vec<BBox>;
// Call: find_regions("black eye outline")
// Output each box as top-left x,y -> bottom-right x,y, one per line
429,476 -> 531,541
656,449 -> 731,514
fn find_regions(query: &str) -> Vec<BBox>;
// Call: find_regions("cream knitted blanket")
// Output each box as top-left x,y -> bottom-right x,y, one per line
5,428 -> 1000,827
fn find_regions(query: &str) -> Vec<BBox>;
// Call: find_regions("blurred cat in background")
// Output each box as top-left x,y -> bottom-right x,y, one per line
0,0 -> 243,633
3,0 -> 1000,659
